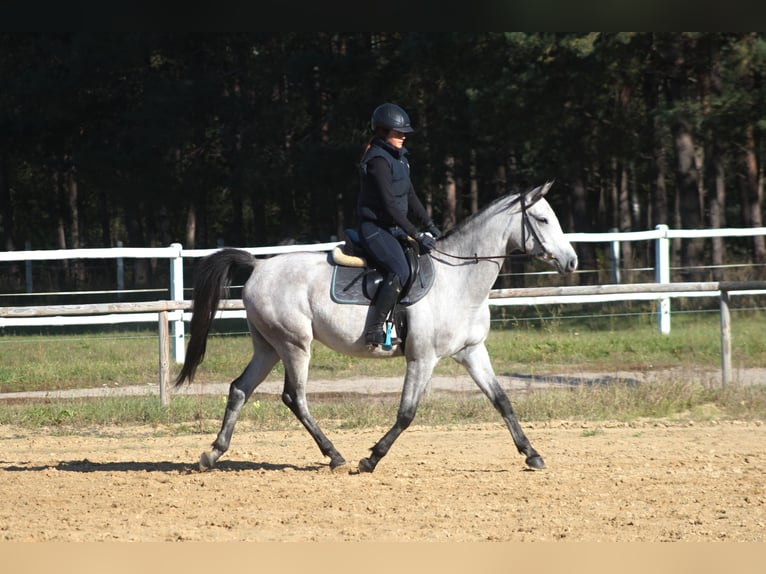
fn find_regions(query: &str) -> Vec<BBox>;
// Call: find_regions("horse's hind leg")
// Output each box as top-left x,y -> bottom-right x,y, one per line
200,338 -> 279,471
453,343 -> 544,470
280,343 -> 346,470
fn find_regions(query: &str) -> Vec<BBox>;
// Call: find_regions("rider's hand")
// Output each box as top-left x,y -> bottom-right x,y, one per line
416,232 -> 437,254
426,223 -> 443,239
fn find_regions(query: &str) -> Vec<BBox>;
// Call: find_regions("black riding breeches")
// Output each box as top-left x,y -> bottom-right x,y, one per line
359,221 -> 411,286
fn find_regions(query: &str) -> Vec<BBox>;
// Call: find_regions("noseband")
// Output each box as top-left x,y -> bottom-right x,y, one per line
431,190 -> 549,264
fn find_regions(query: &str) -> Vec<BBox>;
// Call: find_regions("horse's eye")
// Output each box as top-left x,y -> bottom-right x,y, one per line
536,216 -> 548,225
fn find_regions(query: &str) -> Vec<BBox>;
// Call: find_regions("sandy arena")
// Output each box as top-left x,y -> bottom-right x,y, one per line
1,417 -> 764,542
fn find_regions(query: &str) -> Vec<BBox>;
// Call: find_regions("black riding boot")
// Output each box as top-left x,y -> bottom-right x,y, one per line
365,274 -> 402,347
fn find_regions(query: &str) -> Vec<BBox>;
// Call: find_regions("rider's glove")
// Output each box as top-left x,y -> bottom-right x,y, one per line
416,232 -> 437,254
426,222 -> 443,239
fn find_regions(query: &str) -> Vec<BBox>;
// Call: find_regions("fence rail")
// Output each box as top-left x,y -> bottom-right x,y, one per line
3,226 -> 766,401
2,281 -> 765,403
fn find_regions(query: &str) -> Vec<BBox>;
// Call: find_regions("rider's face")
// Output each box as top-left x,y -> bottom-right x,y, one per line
386,130 -> 407,149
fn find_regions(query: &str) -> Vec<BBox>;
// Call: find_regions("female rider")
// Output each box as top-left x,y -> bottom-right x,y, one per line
357,103 -> 442,347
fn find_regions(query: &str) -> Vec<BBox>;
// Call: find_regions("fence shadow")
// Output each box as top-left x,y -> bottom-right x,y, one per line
504,372 -> 644,388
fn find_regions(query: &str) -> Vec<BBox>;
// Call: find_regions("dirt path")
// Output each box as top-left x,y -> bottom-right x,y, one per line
1,419 -> 764,542
2,366 -> 764,402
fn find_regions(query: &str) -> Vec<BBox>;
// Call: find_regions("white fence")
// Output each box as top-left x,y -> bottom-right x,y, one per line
2,226 -> 766,395
2,282 -> 764,403
3,225 -> 766,331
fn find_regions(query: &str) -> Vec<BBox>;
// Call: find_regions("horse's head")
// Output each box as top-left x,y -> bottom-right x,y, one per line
514,182 -> 578,274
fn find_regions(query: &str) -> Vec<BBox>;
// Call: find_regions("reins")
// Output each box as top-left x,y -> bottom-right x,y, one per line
430,190 -> 546,264
430,246 -> 520,263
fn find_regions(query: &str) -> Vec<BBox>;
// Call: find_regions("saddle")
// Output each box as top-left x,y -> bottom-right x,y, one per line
329,230 -> 436,351
329,229 -> 435,306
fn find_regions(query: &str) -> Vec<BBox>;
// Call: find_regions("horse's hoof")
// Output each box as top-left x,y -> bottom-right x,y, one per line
357,457 -> 376,473
199,451 -> 217,471
330,458 -> 347,472
525,454 -> 545,470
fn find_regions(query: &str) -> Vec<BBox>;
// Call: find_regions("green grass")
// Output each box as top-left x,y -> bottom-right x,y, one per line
0,379 -> 764,433
0,311 -> 764,429
1,311 -> 764,393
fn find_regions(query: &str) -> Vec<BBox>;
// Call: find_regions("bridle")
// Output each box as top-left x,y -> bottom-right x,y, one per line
430,190 -> 548,264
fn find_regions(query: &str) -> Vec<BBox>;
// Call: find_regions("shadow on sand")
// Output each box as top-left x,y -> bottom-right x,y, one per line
0,459 -> 324,474
504,371 -> 644,389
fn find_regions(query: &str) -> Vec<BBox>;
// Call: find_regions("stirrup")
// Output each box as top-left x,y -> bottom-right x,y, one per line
366,323 -> 400,349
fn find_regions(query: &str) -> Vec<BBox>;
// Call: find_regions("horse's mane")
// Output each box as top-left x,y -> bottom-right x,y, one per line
440,188 -> 526,240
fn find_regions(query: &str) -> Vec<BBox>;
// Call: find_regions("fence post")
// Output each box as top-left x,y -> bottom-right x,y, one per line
158,309 -> 170,406
655,224 -> 671,334
720,290 -> 731,387
169,242 -> 185,364
609,228 -> 621,284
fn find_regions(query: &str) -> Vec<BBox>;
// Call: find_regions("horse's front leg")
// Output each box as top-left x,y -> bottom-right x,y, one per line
453,343 -> 544,469
358,357 -> 437,473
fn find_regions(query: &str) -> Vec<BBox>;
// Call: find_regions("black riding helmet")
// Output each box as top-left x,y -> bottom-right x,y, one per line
370,103 -> 415,133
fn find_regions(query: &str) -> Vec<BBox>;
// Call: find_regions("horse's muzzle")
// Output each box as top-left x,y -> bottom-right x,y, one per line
564,255 -> 578,273
540,252 -> 578,274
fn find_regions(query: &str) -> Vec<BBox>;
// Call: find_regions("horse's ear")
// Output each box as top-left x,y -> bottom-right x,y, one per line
539,180 -> 554,197
530,180 -> 554,200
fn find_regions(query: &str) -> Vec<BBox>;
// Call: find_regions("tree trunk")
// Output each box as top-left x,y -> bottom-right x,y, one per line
651,141 -> 668,228
643,63 -> 668,228
705,144 -> 726,280
665,35 -> 706,281
99,189 -> 111,247
742,124 -> 766,265
494,156 -> 521,289
494,164 -> 506,201
0,156 -> 12,251
66,167 -> 80,249
618,161 -> 633,273
53,170 -> 66,250
469,148 -> 479,215
443,155 -> 457,230
66,164 -> 86,286
0,154 -> 22,289
702,35 -> 726,281
572,174 -> 598,285
672,119 -> 706,281
250,189 -> 267,245
0,155 -> 14,252
50,168 -> 71,290
125,198 -> 149,288
735,34 -> 766,269
335,190 -> 344,242
185,203 -> 197,248
609,157 -> 619,230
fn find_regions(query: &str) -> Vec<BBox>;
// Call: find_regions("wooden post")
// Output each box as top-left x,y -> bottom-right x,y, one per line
158,310 -> 170,406
719,290 -> 731,387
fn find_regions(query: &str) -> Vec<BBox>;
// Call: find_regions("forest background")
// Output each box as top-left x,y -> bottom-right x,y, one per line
1,32 -> 765,294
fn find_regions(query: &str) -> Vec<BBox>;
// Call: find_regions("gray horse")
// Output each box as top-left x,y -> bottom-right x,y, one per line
175,181 -> 578,473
